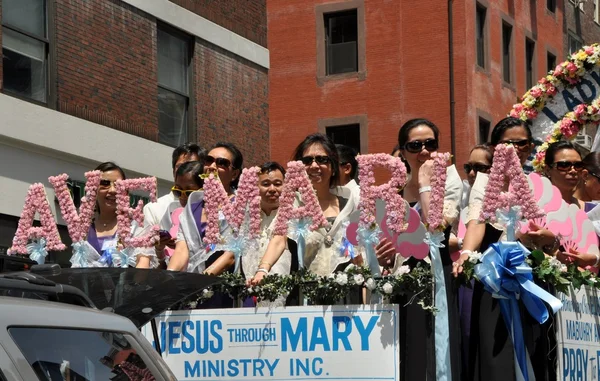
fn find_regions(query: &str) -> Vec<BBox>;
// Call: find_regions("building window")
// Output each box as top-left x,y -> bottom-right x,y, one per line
324,10 -> 358,75
157,26 -> 191,147
479,117 -> 491,143
568,32 -> 583,54
525,38 -> 535,90
547,51 -> 557,73
2,0 -> 48,104
547,0 -> 556,12
326,124 -> 361,153
502,22 -> 513,84
475,4 -> 487,69
595,0 -> 600,23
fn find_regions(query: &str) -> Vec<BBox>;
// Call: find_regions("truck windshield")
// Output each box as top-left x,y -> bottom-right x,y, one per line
9,327 -> 157,381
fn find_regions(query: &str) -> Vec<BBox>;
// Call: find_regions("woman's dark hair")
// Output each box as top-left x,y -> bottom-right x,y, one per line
583,152 -> 600,175
292,133 -> 340,188
259,161 -> 286,176
336,144 -> 358,179
171,143 -> 205,170
397,118 -> 440,147
95,162 -> 126,180
544,141 -> 582,168
470,143 -> 494,164
390,144 -> 411,174
489,117 -> 533,145
210,142 -> 244,188
175,161 -> 204,188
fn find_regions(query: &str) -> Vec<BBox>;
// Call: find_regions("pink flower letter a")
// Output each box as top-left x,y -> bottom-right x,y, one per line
9,183 -> 65,254
356,154 -> 408,233
202,167 -> 262,244
272,161 -> 328,236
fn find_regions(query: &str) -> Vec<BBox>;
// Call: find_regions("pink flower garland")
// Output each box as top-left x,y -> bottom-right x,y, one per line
49,171 -> 101,242
273,161 -> 328,236
115,177 -> 159,248
8,183 -> 65,254
427,152 -> 450,232
356,154 -> 408,233
202,167 -> 262,244
480,145 -> 544,223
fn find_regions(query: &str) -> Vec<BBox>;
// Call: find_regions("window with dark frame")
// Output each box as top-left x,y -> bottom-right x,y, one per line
525,38 -> 535,90
568,33 -> 583,54
547,0 -> 556,12
157,26 -> 191,147
476,4 -> 487,69
2,0 -> 48,104
478,117 -> 491,144
324,9 -> 358,76
547,51 -> 557,73
502,22 -> 513,84
326,124 -> 361,153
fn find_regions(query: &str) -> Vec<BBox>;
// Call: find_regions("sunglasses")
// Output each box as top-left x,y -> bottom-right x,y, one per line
171,186 -> 197,198
499,139 -> 530,148
99,179 -> 117,188
301,155 -> 331,166
403,139 -> 438,154
463,163 -> 492,174
552,161 -> 584,171
205,155 -> 232,169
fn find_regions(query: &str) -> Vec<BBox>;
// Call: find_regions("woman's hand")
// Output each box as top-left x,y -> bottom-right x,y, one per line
418,159 -> 434,187
375,238 -> 396,267
452,251 -> 470,277
248,270 -> 267,286
526,221 -> 557,249
557,248 -> 599,268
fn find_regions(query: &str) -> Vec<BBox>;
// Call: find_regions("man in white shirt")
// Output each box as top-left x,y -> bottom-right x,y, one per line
143,143 -> 205,227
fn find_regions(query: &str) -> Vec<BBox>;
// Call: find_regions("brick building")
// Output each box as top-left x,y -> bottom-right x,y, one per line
267,0 -> 564,174
0,0 -> 269,259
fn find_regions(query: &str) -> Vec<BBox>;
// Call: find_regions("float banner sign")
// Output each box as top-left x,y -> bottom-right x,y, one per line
556,286 -> 600,380
142,305 -> 400,381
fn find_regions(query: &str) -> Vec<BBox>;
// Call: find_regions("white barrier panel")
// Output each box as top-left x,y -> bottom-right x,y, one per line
142,305 -> 400,381
557,286 -> 600,380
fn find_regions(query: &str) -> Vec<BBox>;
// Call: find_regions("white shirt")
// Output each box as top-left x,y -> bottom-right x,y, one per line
143,192 -> 177,227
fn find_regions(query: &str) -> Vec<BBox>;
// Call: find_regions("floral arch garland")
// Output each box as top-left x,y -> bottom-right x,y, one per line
510,43 -> 600,172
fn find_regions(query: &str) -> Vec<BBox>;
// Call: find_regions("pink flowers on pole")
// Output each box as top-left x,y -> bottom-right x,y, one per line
480,145 -> 544,223
202,167 -> 262,245
356,154 -> 408,233
8,183 -> 65,254
49,171 -> 101,242
115,177 -> 159,248
273,161 -> 328,236
427,152 -> 450,232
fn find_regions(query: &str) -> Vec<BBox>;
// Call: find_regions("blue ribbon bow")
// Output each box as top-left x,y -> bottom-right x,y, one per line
425,230 -> 451,381
111,247 -> 137,268
339,236 -> 356,260
70,241 -> 98,268
289,218 -> 313,269
497,206 -> 522,241
221,231 -> 255,274
99,248 -> 114,267
475,241 -> 562,381
357,225 -> 381,276
27,237 -> 48,265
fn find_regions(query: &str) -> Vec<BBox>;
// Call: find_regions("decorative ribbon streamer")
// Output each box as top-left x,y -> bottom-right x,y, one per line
425,230 -> 451,381
111,247 -> 137,268
357,225 -> 382,276
475,241 -> 563,381
27,237 -> 48,265
339,236 -> 356,260
497,206 -> 522,241
70,240 -> 101,268
99,247 -> 114,267
219,231 -> 258,274
289,218 -> 312,269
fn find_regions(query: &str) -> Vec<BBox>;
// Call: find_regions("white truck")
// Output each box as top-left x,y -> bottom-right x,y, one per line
0,265 -> 219,381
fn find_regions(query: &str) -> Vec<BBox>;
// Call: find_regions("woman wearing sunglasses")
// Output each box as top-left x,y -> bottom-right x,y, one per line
392,118 -> 463,381
575,152 -> 600,209
453,117 -> 556,381
249,133 -> 363,291
204,142 -> 243,195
